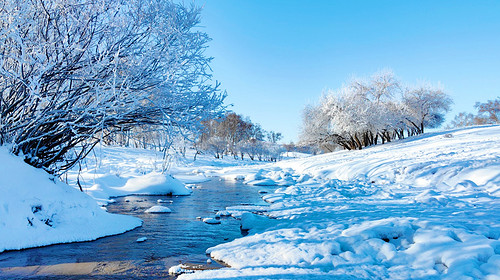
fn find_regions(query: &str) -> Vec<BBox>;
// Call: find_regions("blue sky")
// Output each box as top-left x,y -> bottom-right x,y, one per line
198,0 -> 500,143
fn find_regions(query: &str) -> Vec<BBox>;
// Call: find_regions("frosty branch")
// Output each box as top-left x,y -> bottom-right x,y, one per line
0,0 -> 224,175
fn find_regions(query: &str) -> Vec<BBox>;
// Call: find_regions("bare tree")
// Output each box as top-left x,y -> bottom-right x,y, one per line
447,97 -> 499,128
475,98 -> 500,124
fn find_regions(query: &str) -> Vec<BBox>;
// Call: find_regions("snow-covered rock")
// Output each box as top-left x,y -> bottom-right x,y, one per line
145,206 -> 172,213
115,172 -> 191,196
169,264 -> 194,275
136,237 -> 148,242
215,210 -> 231,218
202,218 -> 221,224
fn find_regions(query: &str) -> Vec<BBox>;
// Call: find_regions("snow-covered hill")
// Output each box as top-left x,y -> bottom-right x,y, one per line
180,125 -> 500,279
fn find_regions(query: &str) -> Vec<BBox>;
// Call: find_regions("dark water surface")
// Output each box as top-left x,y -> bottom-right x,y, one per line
0,179 -> 274,279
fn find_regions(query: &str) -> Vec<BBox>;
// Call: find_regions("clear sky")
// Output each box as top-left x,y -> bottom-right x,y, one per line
198,0 -> 500,143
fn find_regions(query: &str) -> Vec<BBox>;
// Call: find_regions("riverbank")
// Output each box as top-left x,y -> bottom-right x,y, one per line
0,142 -> 268,254
178,125 -> 500,279
1,125 -> 499,279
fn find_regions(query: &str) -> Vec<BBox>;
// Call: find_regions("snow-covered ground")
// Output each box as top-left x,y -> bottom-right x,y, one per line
179,125 -> 500,279
2,125 -> 499,279
0,148 -> 142,253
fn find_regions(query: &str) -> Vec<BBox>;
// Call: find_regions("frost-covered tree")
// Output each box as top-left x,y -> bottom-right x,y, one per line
265,142 -> 286,162
300,71 -> 453,151
403,85 -> 452,134
200,136 -> 226,159
237,139 -> 261,161
299,103 -> 339,152
0,0 -> 224,174
303,71 -> 405,150
448,112 -> 477,128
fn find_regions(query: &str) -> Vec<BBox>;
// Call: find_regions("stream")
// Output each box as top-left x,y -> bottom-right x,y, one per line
0,179 -> 276,279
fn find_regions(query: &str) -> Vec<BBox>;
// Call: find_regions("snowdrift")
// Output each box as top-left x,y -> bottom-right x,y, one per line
0,148 -> 142,253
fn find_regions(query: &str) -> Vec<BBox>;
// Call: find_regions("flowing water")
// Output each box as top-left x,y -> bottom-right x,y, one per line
0,179 -> 275,279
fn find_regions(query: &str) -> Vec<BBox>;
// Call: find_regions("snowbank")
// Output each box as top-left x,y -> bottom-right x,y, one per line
71,172 -> 191,205
179,126 -> 500,279
0,148 -> 142,253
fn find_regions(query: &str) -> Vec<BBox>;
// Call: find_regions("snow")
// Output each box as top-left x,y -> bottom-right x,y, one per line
178,125 -> 500,279
70,168 -> 191,205
239,212 -> 276,232
281,151 -> 312,159
144,206 -> 172,213
215,210 -> 231,218
136,237 -> 148,242
2,125 -> 499,279
202,218 -> 221,225
169,264 -> 195,275
0,147 -> 142,253
65,145 -> 260,205
0,141 -> 251,253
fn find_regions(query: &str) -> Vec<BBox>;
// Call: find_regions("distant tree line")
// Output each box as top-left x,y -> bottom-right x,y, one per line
448,98 -> 499,128
300,70 -> 453,152
196,112 -> 285,161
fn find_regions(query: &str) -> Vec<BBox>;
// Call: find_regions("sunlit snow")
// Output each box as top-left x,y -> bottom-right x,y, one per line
179,125 -> 500,279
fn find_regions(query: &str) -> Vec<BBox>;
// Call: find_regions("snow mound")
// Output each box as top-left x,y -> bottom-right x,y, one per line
0,147 -> 141,253
77,172 -> 191,205
169,264 -> 194,275
145,206 -> 172,213
240,212 -> 276,232
215,210 -> 231,218
202,218 -> 221,224
116,172 -> 191,196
